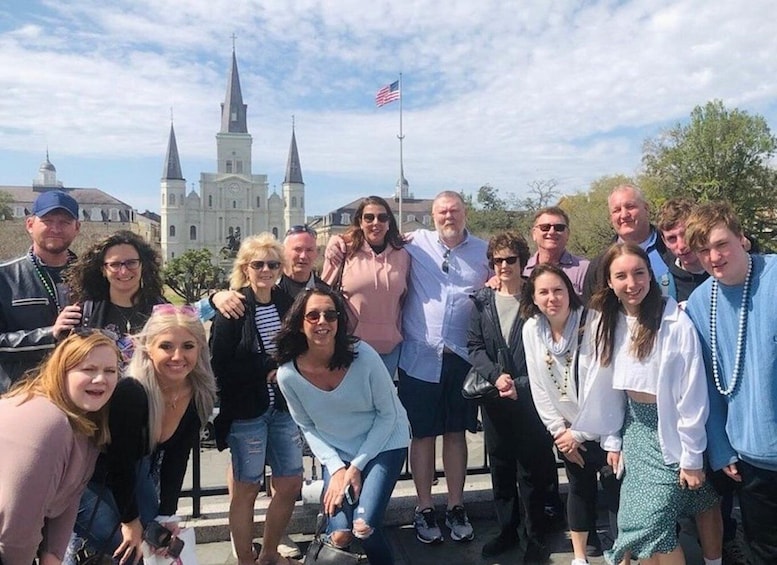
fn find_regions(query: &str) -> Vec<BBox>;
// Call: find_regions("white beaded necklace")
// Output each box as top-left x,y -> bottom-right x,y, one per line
709,255 -> 752,396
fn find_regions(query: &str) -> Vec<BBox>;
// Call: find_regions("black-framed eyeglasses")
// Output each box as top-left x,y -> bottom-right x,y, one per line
441,249 -> 451,274
248,260 -> 282,271
535,223 -> 567,233
285,224 -> 317,238
489,256 -> 519,268
304,309 -> 339,323
362,213 -> 390,223
69,327 -> 120,341
103,258 -> 141,272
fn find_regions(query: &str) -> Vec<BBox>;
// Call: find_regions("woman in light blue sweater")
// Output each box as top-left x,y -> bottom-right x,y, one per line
275,288 -> 410,565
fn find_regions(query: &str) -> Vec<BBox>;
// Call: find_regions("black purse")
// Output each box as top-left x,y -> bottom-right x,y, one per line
463,297 -> 514,401
304,513 -> 367,565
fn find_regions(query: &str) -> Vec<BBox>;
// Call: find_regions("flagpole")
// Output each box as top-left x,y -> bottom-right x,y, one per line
397,72 -> 404,232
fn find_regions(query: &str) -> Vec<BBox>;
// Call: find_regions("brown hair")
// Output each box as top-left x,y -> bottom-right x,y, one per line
589,243 -> 663,366
520,263 -> 583,320
343,195 -> 405,259
656,197 -> 696,233
684,201 -> 743,252
486,231 -> 530,270
532,206 -> 570,226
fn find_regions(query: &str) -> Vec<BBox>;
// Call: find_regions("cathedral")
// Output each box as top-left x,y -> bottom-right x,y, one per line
160,48 -> 305,261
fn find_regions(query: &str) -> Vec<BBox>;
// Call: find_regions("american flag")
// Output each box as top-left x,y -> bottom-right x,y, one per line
375,80 -> 400,107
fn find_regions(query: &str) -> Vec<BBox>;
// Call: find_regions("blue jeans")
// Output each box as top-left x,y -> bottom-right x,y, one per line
324,448 -> 407,565
65,457 -> 159,564
379,344 -> 401,380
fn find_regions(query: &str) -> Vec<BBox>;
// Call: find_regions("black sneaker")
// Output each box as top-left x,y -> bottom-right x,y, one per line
481,532 -> 519,557
413,507 -> 443,544
524,539 -> 551,564
444,505 -> 474,542
586,530 -> 603,557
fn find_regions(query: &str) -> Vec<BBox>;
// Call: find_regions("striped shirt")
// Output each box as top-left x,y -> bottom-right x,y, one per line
255,303 -> 281,406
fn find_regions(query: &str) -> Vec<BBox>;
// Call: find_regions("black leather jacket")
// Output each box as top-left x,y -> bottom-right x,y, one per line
0,253 -> 60,390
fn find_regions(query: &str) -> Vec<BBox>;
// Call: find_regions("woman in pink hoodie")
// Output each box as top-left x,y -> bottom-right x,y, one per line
323,196 -> 410,377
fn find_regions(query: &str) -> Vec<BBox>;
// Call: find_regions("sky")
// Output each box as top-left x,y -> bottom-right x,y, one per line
1,0 -> 777,218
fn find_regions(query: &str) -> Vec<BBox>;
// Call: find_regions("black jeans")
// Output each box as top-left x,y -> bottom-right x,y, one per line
561,440 -> 620,532
738,460 -> 777,565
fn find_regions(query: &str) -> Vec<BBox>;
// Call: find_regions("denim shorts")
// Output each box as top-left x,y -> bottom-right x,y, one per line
226,407 -> 304,484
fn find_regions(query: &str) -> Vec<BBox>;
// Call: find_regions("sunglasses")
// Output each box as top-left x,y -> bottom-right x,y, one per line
304,309 -> 339,323
441,249 -> 451,274
152,304 -> 199,317
362,212 -> 390,223
489,256 -> 519,268
248,260 -> 282,270
70,327 -> 120,341
535,223 -> 567,233
103,258 -> 141,272
285,224 -> 317,238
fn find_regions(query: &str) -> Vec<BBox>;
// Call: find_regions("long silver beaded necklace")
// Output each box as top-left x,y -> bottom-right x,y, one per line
709,254 -> 752,397
28,248 -> 75,312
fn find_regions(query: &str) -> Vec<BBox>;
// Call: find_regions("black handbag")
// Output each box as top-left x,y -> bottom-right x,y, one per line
304,513 -> 367,564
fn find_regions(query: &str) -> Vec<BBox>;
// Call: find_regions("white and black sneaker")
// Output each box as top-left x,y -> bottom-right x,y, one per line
414,507 -> 444,544
445,505 -> 474,542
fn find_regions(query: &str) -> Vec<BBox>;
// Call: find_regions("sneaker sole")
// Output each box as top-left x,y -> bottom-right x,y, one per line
448,531 -> 474,542
415,532 -> 444,544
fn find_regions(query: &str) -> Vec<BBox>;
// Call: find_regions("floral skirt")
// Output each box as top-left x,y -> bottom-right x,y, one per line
606,399 -> 719,564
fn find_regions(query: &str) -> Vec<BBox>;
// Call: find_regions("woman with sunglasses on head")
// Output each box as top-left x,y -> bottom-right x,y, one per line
275,287 -> 409,565
466,232 -> 559,561
209,233 -> 304,565
322,196 -> 409,376
0,331 -> 119,565
520,264 -> 621,565
66,306 -> 216,565
58,230 -> 167,367
575,243 -> 722,565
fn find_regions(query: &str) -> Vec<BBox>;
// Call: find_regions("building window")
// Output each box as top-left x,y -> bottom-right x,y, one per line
233,200 -> 237,209
272,227 -> 278,238
291,196 -> 297,208
169,225 -> 176,237
407,214 -> 416,222
301,197 -> 304,208
226,161 -> 233,173
109,208 -> 119,221
169,193 -> 176,206
256,196 -> 261,208
341,213 -> 350,224
236,161 -> 243,173
14,206 -> 24,218
190,225 -> 197,240
423,214 -> 431,225
208,195 -> 212,207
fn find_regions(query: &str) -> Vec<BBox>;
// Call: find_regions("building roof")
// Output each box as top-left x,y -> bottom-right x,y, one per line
162,123 -> 184,180
284,127 -> 304,185
220,49 -> 248,134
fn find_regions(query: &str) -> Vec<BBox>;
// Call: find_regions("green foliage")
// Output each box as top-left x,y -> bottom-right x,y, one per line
476,184 -> 506,211
642,99 -> 777,245
0,191 -> 12,220
163,248 -> 225,304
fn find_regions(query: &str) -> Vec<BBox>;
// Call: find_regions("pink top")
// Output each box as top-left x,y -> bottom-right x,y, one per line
323,236 -> 410,354
0,395 -> 99,564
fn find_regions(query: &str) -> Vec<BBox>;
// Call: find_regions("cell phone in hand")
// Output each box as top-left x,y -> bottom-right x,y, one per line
167,536 -> 185,559
344,484 -> 358,505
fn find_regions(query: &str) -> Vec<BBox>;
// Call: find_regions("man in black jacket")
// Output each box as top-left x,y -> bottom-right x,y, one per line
0,191 -> 80,391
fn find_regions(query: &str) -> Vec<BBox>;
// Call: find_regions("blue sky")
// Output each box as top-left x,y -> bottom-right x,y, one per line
1,0 -> 777,217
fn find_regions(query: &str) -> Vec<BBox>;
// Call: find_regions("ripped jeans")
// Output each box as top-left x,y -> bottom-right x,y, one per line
323,448 -> 407,565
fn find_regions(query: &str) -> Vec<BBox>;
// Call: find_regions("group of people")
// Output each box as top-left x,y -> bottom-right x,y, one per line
1,184 -> 775,565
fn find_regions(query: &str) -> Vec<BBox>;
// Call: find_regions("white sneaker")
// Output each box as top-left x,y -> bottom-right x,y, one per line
571,558 -> 589,565
278,534 -> 302,558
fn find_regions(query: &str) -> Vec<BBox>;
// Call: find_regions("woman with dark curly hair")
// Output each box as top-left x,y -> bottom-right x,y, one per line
321,196 -> 409,375
57,230 -> 166,366
275,288 -> 409,565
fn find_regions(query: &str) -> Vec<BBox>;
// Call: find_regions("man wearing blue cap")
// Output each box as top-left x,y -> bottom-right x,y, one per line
0,190 -> 81,391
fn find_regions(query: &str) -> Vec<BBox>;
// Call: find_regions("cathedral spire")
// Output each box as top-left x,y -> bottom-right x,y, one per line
220,46 -> 248,134
284,118 -> 304,184
162,122 -> 184,180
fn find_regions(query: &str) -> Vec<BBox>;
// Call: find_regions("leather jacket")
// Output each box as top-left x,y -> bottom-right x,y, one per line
0,253 -> 61,391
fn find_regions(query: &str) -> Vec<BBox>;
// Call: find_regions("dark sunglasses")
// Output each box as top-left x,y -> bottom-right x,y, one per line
441,249 -> 451,274
285,224 -> 317,238
304,309 -> 339,323
489,256 -> 519,268
248,260 -> 282,270
103,258 -> 141,272
535,223 -> 567,233
362,212 -> 390,223
70,327 -> 120,341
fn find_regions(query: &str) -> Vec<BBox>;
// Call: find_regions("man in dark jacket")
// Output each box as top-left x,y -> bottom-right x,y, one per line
0,191 -> 80,391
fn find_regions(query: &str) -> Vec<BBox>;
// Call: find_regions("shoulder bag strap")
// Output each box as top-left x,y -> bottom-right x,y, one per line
573,308 -> 588,390
332,250 -> 347,293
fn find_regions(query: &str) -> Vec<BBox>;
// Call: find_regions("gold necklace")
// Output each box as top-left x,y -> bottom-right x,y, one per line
544,349 -> 573,401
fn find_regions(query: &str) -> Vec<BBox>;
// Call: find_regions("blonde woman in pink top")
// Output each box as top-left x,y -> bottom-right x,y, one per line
323,196 -> 410,376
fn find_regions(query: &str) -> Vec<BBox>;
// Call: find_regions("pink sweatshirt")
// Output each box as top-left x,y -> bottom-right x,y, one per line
323,236 -> 410,354
0,395 -> 99,564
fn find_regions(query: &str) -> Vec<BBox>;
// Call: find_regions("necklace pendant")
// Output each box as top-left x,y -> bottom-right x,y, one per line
559,393 -> 570,402
126,319 -> 131,333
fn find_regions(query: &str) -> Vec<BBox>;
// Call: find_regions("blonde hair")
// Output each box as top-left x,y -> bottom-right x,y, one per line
229,233 -> 285,290
4,331 -> 120,447
127,308 -> 217,451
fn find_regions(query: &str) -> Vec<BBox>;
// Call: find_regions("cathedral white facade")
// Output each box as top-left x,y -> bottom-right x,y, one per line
160,49 -> 305,261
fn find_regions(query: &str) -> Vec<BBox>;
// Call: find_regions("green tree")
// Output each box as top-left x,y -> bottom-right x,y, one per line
476,184 -> 506,211
163,248 -> 225,304
642,99 -> 777,244
0,191 -> 12,220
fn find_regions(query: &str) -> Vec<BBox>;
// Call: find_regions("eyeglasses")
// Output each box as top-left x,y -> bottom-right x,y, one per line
248,260 -> 281,270
304,309 -> 339,323
362,213 -> 390,223
152,304 -> 199,318
535,223 -> 567,233
69,327 -> 120,341
489,256 -> 519,268
103,258 -> 141,272
441,249 -> 451,274
285,225 -> 317,238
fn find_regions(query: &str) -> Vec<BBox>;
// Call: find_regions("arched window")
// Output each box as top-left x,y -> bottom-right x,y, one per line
169,193 -> 176,206
169,225 -> 176,237
272,227 -> 279,238
190,226 -> 197,240
208,195 -> 213,207
233,200 -> 237,209
256,196 -> 261,208
291,196 -> 297,208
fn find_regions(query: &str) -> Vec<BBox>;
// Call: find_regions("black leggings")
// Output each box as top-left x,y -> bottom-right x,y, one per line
562,440 -> 621,532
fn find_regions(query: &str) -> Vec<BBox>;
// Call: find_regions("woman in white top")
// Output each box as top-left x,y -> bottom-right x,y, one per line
575,243 -> 722,565
520,264 -> 620,565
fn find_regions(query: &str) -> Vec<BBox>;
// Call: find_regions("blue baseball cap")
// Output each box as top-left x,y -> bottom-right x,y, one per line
31,190 -> 79,219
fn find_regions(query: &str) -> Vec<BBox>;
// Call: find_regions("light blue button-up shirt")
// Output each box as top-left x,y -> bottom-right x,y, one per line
399,229 -> 491,383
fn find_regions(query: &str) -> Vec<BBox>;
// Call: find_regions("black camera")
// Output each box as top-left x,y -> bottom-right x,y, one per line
142,521 -> 185,558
